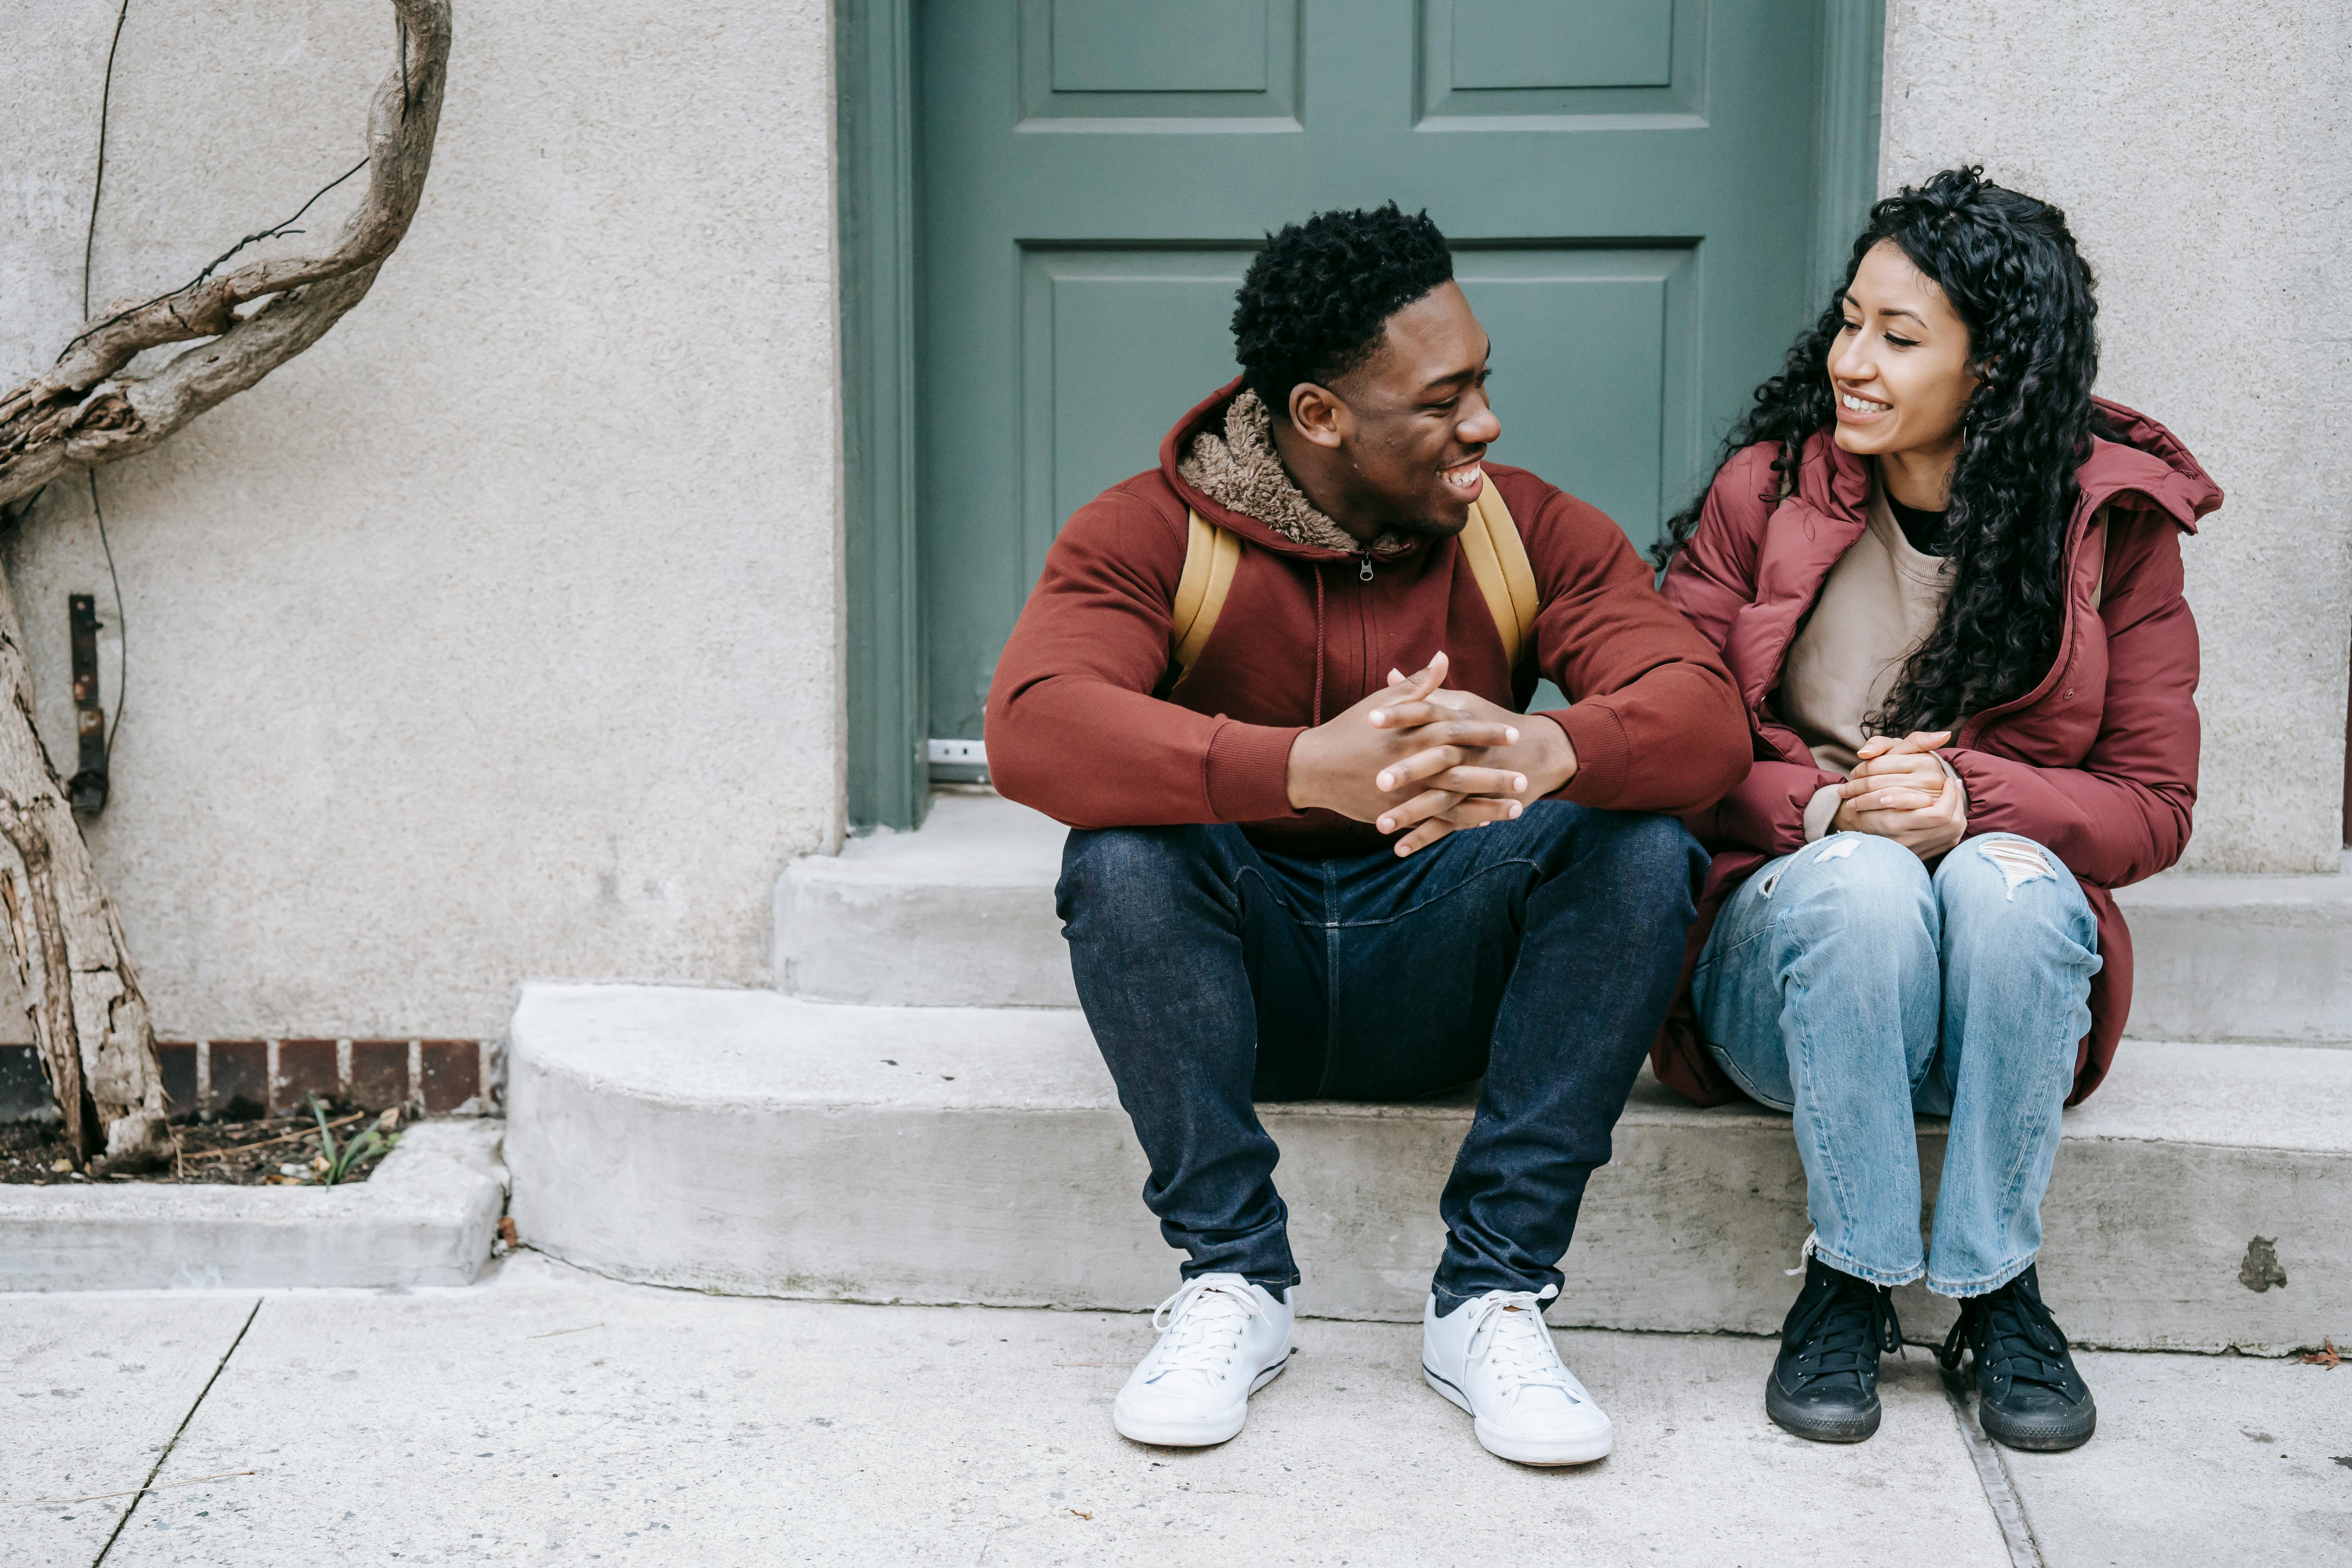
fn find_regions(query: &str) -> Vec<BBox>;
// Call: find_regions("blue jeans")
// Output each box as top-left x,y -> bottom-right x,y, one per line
1691,831 -> 2101,1296
1057,802 -> 1704,1314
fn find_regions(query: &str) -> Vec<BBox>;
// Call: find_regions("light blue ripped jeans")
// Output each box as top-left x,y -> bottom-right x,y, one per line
1690,832 -> 2101,1297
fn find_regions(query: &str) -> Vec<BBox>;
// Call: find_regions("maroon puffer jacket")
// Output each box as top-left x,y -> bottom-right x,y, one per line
1655,398 -> 2222,1105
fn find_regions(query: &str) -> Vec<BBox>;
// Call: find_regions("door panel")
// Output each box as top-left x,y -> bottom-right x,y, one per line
1047,0 -> 1273,92
1021,0 -> 1302,123
922,0 -> 1827,740
1454,247 -> 1696,552
1021,249 -> 1252,595
1443,0 -> 1680,94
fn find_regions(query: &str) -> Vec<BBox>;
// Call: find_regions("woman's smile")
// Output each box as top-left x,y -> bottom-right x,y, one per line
1834,389 -> 1893,423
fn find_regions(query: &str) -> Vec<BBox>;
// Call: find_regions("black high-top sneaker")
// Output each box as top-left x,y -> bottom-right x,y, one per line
1766,1255 -> 1906,1443
1939,1263 -> 2096,1451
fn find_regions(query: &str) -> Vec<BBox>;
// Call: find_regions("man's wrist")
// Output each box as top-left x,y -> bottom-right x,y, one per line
1283,726 -> 1319,812
1524,713 -> 1578,796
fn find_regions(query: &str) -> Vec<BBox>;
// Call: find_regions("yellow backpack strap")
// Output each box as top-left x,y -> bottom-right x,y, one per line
1455,479 -> 1541,668
1169,509 -> 1243,679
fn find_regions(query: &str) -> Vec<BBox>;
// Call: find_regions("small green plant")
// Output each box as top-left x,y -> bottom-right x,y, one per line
305,1097 -> 399,1186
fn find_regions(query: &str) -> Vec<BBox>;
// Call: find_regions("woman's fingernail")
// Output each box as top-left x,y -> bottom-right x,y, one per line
1378,818 -> 1393,832
1513,776 -> 1527,791
1505,728 -> 1519,743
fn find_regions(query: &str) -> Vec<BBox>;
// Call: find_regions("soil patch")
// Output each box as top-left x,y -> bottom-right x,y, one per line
0,1103 -> 405,1186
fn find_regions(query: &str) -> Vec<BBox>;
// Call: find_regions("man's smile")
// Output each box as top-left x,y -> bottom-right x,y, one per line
1440,457 -> 1485,495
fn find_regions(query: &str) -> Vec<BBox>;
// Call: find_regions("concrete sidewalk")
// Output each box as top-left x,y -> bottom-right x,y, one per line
6,1255 -> 2347,1567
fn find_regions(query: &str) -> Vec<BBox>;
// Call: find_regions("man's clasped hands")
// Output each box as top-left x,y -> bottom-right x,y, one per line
1283,652 -> 1573,856
1285,652 -> 1968,859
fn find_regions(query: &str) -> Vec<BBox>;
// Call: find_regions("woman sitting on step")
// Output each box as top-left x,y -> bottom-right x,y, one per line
1651,167 -> 2220,1452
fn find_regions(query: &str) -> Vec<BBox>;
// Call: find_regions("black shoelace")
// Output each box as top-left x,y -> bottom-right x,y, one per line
1939,1275 -> 2077,1397
1786,1273 -> 1905,1389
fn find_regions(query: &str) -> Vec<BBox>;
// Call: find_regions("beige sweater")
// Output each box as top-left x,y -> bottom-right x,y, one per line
1773,468 -> 1964,840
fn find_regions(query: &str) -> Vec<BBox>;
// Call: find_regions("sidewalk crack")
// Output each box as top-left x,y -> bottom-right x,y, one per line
1944,1379 -> 2046,1568
91,1297 -> 263,1566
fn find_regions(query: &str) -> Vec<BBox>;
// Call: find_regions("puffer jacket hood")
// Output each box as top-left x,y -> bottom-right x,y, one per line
2077,397 -> 2223,531
1777,394 -> 2218,545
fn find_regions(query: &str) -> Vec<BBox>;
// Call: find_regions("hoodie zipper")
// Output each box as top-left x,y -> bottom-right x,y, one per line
1357,556 -> 1373,582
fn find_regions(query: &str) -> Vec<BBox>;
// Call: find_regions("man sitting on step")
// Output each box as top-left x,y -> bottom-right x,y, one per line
984,204 -> 1748,1467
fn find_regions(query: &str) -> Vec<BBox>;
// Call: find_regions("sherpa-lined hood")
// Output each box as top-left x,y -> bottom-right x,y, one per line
1160,377 -> 1424,560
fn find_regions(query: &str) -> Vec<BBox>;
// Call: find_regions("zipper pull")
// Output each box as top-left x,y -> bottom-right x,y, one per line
1358,557 -> 1374,583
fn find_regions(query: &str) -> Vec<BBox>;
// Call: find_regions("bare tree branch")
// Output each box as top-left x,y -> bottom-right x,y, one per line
0,1 -> 453,1167
0,0 -> 452,509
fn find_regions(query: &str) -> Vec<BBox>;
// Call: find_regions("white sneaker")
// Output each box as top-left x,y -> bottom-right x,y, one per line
1112,1274 -> 1293,1446
1422,1289 -> 1613,1466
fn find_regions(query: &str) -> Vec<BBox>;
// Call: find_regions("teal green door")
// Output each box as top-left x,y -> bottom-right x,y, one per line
920,0 -> 1853,744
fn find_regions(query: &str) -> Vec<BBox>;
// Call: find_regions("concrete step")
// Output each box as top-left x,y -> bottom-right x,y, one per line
504,982 -> 2350,1353
2111,853 -> 2352,1041
777,794 -> 2352,1037
779,791 -> 1074,1007
0,1120 -> 508,1291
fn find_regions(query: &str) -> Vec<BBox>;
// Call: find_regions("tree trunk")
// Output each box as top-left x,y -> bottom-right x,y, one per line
0,557 -> 166,1166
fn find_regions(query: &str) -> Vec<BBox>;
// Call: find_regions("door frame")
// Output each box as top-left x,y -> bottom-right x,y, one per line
836,0 -> 1885,831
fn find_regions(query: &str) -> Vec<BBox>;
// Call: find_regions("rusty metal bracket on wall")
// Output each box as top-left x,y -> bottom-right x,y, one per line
67,593 -> 108,815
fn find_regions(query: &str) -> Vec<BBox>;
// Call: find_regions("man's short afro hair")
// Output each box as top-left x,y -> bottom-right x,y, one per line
1232,203 -> 1454,412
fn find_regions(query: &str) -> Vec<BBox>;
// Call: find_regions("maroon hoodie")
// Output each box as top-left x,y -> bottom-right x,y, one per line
986,378 -> 1751,858
1657,397 -> 2223,1105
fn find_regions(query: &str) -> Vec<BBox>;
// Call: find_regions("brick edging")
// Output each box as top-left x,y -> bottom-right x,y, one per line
155,1038 -> 499,1119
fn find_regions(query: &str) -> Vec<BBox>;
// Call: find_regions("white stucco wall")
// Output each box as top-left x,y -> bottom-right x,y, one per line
1881,0 -> 2352,872
0,0 -> 844,1037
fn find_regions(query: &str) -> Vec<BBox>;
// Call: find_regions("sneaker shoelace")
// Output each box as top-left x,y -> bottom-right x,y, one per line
1145,1278 -> 1267,1381
1939,1275 -> 2079,1398
1463,1291 -> 1578,1401
1784,1267 -> 1904,1391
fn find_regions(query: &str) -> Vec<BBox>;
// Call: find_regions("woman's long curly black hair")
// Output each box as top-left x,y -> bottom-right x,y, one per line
1655,167 -> 2109,734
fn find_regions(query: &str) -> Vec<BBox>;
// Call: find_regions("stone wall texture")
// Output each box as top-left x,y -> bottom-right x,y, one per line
0,0 -> 844,1037
1882,0 -> 2352,871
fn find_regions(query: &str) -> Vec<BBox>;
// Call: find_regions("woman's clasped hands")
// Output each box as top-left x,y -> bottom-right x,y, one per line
1832,729 -> 1966,858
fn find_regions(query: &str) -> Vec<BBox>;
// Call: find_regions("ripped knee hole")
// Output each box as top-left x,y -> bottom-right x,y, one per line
1976,838 -> 2056,896
1760,834 -> 1860,897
